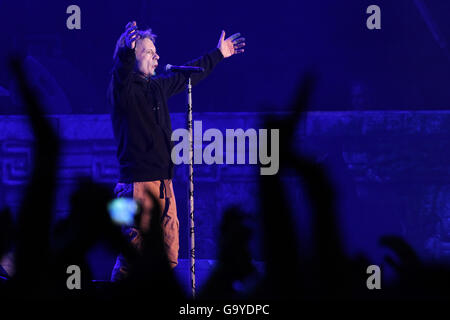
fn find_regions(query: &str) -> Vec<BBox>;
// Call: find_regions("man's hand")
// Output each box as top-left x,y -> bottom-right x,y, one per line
124,21 -> 139,49
217,30 -> 245,58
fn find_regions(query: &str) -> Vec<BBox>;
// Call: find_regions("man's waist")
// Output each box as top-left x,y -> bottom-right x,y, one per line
118,165 -> 173,184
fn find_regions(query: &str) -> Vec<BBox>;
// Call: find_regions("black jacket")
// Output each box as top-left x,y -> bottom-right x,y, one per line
109,46 -> 224,183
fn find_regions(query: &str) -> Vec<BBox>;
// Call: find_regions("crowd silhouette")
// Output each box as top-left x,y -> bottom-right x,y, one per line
1,57 -> 450,312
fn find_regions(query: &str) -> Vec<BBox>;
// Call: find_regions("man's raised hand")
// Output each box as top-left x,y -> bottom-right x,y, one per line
124,21 -> 138,49
217,30 -> 245,58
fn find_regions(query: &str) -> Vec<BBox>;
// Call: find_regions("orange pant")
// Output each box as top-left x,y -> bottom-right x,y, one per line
111,180 -> 179,281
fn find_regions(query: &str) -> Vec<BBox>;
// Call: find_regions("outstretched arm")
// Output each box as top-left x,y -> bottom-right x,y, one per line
158,30 -> 246,98
112,21 -> 139,86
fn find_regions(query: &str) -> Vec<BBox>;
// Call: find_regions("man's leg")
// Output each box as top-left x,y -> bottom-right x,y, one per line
111,182 -> 135,281
132,180 -> 179,268
111,180 -> 180,281
161,180 -> 179,268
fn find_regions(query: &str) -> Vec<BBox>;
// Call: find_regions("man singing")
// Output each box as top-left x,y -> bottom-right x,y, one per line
109,21 -> 245,280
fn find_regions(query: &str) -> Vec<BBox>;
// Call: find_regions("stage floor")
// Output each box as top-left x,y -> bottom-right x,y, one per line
174,259 -> 266,296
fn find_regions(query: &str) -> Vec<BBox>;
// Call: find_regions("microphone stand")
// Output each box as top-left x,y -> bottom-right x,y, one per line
186,76 -> 196,298
170,65 -> 203,298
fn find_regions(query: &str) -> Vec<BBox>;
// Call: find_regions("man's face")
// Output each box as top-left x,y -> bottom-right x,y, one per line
135,37 -> 159,77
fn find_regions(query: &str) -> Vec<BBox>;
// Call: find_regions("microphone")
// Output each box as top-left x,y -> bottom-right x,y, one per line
165,64 -> 205,73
